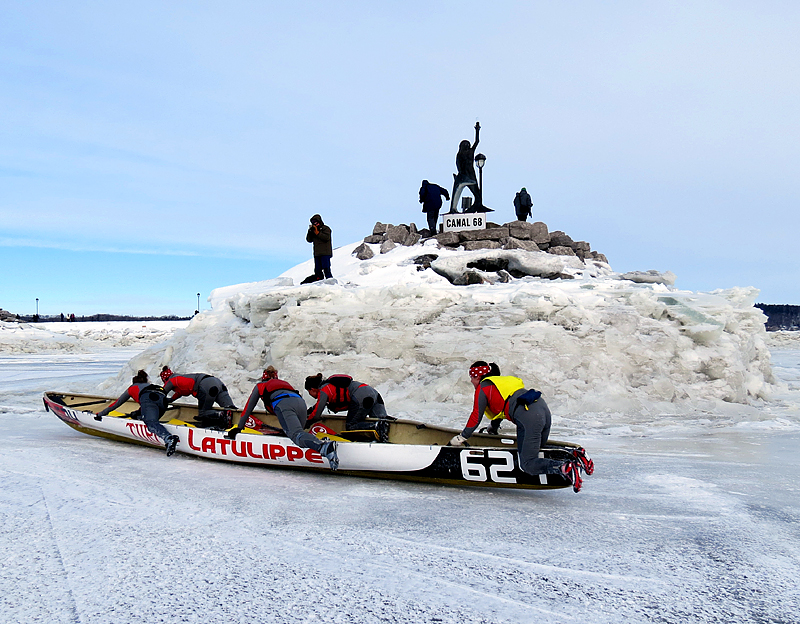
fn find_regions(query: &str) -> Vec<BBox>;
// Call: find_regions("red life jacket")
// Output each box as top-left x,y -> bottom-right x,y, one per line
168,375 -> 197,398
320,375 -> 356,412
257,379 -> 300,414
128,383 -> 164,403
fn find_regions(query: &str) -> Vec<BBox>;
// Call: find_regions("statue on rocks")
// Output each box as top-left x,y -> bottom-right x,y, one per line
449,122 -> 484,213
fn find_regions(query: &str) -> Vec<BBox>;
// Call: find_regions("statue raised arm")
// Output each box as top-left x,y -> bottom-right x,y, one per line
449,122 -> 483,213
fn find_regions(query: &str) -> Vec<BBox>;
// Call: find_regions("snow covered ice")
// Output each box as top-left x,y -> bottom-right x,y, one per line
2,242 -> 800,623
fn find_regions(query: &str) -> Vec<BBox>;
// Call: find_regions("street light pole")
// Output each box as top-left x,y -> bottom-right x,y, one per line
474,153 -> 486,208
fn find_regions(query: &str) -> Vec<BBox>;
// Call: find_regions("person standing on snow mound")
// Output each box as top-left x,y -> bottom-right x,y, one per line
513,187 -> 533,222
160,367 -> 237,428
225,369 -> 339,470
96,370 -> 180,456
418,179 -> 450,235
449,361 -> 594,492
304,373 -> 395,442
306,214 -> 333,281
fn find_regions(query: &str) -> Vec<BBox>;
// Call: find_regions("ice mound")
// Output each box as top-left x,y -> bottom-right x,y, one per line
97,239 -> 778,432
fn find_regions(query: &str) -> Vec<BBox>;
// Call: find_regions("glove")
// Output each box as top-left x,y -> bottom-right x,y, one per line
449,434 -> 468,446
225,427 -> 242,440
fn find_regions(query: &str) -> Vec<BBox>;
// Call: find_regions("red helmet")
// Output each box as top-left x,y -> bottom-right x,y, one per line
469,364 -> 491,379
160,367 -> 173,383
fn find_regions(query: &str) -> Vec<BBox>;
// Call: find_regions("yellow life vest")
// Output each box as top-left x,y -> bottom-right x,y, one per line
482,375 -> 525,420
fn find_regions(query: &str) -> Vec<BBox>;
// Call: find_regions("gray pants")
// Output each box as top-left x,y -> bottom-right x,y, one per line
509,391 -> 562,476
271,395 -> 324,452
196,376 -> 236,417
140,391 -> 172,444
346,386 -> 388,431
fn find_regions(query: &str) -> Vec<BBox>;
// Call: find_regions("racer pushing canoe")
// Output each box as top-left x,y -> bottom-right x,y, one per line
44,361 -> 594,491
449,361 -> 594,492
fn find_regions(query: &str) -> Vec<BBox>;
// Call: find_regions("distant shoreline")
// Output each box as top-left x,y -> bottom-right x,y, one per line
13,314 -> 193,323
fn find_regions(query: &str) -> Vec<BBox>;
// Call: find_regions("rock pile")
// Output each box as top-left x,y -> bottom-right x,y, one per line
353,220 -> 608,264
0,308 -> 20,322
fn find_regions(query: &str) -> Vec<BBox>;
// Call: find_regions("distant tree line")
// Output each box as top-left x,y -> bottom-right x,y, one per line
755,304 -> 800,331
16,313 -> 192,323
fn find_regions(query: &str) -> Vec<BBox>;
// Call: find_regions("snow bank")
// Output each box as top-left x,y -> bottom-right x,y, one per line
0,321 -> 187,354
96,240 -> 781,432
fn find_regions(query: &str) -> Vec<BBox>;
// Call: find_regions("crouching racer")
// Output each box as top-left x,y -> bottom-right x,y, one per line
226,370 -> 339,470
160,367 -> 237,428
96,369 -> 180,456
450,361 -> 593,492
304,373 -> 394,442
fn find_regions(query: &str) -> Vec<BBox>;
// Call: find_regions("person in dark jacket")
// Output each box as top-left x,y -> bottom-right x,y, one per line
418,180 -> 450,234
306,214 -> 333,280
449,361 -> 594,492
96,370 -> 180,456
513,187 -> 533,221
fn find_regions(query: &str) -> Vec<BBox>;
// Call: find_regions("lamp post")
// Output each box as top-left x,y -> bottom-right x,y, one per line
196,293 -> 200,315
474,153 -> 486,199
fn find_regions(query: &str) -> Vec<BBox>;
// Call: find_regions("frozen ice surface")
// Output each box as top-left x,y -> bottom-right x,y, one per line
1,347 -> 799,623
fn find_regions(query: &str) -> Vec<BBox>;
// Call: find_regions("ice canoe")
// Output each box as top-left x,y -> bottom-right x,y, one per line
43,391 -> 586,490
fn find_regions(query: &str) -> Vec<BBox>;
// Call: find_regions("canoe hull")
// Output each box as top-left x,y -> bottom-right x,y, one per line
43,392 -> 580,490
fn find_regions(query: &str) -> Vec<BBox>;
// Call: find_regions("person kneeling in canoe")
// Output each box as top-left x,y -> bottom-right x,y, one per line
159,367 -> 237,428
304,373 -> 394,442
449,361 -> 593,492
225,370 -> 339,470
96,370 -> 180,456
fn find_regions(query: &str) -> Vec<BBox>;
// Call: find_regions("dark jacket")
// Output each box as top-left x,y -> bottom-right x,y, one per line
514,190 -> 533,216
306,215 -> 333,257
419,181 -> 450,212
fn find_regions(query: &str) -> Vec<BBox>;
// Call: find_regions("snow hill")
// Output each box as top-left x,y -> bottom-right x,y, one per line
95,235 -> 781,435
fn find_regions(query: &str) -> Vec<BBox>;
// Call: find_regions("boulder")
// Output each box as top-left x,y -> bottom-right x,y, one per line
363,234 -> 384,244
459,226 -> 509,242
385,225 -> 410,243
574,241 -> 591,252
380,240 -> 397,254
463,240 -> 502,251
503,238 -> 540,252
549,231 -> 574,248
403,232 -> 422,246
352,242 -> 374,260
548,245 -> 577,257
413,254 -> 439,269
453,270 -> 486,285
517,221 -> 550,245
592,252 -> 609,264
434,231 -> 460,246
373,222 -> 389,235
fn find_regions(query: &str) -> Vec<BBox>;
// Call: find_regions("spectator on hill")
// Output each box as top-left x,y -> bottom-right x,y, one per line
306,214 -> 333,281
418,180 -> 450,235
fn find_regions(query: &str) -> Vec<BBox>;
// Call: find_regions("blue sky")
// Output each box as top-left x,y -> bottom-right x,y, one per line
2,1 -> 799,316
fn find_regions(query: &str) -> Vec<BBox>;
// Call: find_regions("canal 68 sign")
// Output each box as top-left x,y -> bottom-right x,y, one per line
442,213 -> 486,232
